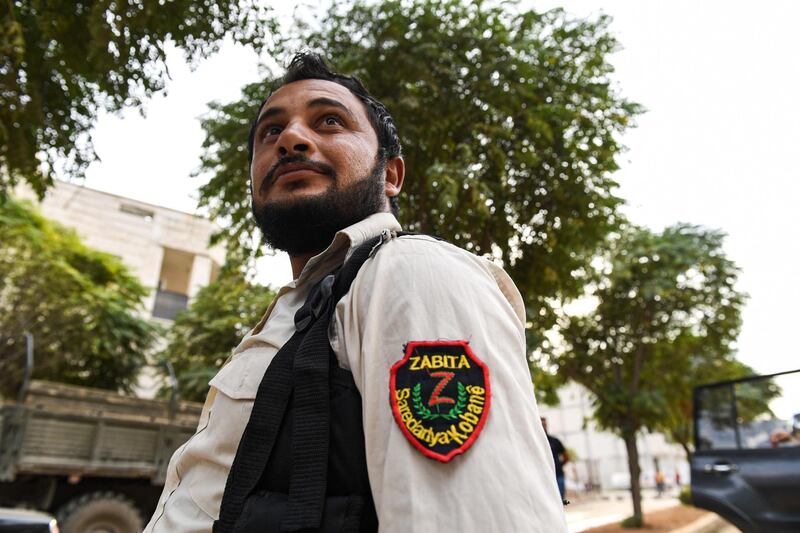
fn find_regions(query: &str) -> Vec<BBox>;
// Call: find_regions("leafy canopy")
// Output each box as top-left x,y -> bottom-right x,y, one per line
0,198 -> 158,396
160,260 -> 276,402
555,223 -> 745,435
196,0 -> 642,350
656,335 -> 757,457
0,0 -> 276,199
549,223 -> 746,523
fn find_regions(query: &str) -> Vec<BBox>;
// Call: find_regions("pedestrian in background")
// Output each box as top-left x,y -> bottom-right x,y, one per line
541,417 -> 570,499
655,470 -> 666,497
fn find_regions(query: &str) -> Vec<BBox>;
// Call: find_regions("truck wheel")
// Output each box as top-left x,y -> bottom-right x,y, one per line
57,491 -> 143,533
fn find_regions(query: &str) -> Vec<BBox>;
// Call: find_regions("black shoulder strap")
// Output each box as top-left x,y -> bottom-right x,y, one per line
214,232 -> 397,533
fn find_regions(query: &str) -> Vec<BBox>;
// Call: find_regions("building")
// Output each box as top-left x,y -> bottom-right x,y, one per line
16,180 -> 226,322
538,381 -> 689,493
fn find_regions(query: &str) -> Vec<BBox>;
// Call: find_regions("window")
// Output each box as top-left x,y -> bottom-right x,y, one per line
119,203 -> 155,221
696,370 -> 800,451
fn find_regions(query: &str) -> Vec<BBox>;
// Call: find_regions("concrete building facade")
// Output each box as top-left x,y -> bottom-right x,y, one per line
17,180 -> 226,322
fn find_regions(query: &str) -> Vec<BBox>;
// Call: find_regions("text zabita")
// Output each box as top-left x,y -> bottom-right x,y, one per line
408,354 -> 471,371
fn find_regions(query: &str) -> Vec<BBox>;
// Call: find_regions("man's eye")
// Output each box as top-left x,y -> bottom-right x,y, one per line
260,126 -> 282,141
322,115 -> 343,127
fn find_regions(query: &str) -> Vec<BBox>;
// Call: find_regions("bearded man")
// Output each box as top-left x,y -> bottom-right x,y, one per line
145,52 -> 566,533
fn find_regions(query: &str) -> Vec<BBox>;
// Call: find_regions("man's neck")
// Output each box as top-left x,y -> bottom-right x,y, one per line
289,252 -> 317,279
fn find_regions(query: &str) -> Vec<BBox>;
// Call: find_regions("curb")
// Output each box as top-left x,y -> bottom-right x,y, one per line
670,512 -> 725,533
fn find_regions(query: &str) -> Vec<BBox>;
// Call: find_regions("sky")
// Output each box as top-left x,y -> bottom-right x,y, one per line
78,0 -> 800,376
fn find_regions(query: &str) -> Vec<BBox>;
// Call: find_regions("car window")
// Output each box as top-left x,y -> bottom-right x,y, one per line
696,384 -> 737,450
696,370 -> 800,451
736,372 -> 800,449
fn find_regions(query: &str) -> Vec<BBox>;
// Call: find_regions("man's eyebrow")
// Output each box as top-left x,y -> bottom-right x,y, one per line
255,97 -> 355,130
254,106 -> 285,130
307,97 -> 355,119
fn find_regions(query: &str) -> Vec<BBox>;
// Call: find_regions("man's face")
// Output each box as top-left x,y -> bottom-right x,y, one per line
250,78 -> 381,208
249,78 -> 397,256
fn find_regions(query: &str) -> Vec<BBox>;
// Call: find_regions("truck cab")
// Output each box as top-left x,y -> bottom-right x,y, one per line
692,368 -> 800,532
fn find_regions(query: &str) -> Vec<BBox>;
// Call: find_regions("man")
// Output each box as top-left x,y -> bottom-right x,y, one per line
541,417 -> 569,500
655,470 -> 665,497
145,52 -> 566,532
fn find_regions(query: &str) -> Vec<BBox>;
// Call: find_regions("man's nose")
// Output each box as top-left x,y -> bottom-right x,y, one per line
277,122 -> 313,157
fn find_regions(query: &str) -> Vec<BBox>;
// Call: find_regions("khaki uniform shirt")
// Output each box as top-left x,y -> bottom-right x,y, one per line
145,213 -> 567,532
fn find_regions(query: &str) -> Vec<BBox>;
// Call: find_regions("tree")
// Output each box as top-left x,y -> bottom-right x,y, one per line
195,0 -> 642,352
159,260 -> 276,402
0,0 -> 276,199
0,198 -> 157,396
656,336 -> 755,459
551,223 -> 746,526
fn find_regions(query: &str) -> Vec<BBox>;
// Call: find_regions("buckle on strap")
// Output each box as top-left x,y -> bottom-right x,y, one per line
294,273 -> 336,332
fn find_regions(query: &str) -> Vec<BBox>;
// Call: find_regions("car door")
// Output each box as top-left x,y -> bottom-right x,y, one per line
692,369 -> 800,533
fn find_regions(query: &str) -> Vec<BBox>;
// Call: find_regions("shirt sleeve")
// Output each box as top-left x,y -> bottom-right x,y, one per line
557,438 -> 567,456
332,235 -> 567,533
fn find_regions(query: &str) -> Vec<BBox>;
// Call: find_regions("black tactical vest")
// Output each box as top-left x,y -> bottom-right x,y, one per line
214,234 -> 391,533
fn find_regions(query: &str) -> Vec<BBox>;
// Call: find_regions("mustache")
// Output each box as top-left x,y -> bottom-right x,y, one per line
260,156 -> 336,193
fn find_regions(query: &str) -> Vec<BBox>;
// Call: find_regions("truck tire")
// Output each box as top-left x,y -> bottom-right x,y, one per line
57,491 -> 143,533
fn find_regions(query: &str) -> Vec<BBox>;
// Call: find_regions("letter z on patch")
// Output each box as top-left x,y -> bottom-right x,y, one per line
389,341 -> 491,462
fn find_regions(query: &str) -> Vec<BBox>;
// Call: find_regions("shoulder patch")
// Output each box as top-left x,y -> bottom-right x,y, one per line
389,340 -> 491,462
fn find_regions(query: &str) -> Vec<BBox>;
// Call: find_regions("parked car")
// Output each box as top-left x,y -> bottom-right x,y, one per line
0,507 -> 58,532
692,368 -> 800,532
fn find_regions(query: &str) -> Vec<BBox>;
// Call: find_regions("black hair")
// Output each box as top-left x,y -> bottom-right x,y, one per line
247,52 -> 402,216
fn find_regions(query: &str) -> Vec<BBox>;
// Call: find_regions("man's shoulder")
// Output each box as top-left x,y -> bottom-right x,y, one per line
355,233 -> 497,288
369,233 -> 495,274
346,232 -> 526,323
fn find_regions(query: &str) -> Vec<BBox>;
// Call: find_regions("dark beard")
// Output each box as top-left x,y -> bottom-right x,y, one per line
252,155 -> 387,256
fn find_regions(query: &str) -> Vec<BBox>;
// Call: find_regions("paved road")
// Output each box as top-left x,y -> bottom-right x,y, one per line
565,492 -> 680,532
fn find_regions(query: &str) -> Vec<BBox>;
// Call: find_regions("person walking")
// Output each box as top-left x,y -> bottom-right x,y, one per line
541,417 -> 569,500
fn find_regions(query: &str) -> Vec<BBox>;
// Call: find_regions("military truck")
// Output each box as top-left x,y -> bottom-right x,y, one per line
0,377 -> 202,533
692,368 -> 800,532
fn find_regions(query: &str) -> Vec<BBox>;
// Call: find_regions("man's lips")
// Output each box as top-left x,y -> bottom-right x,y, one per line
276,167 -> 322,182
262,160 -> 332,193
273,162 -> 326,183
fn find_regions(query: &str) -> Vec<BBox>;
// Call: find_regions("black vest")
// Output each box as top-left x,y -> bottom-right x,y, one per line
214,235 -> 389,533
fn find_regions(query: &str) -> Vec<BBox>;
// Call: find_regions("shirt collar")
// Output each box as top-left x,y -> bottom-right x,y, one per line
293,212 -> 402,288
242,212 -> 401,342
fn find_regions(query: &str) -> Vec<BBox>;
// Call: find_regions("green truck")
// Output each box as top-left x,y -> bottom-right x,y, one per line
0,378 -> 202,532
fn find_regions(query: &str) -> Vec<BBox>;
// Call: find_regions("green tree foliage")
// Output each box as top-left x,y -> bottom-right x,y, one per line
550,224 -> 746,526
657,336 -> 756,459
0,0 -> 276,199
160,261 -> 276,402
0,198 -> 157,397
195,0 -> 642,351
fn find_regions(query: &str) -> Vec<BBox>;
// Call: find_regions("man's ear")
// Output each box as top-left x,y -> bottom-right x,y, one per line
384,156 -> 405,198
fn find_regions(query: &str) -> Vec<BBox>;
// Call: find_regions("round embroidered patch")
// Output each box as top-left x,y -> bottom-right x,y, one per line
389,340 -> 491,462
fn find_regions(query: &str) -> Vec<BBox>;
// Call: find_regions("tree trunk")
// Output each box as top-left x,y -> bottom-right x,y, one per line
623,431 -> 644,527
680,441 -> 693,463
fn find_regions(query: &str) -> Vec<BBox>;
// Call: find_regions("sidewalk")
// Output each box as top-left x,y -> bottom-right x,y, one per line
565,491 -> 681,532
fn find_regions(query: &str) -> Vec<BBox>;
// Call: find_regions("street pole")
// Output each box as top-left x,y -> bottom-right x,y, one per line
17,332 -> 34,403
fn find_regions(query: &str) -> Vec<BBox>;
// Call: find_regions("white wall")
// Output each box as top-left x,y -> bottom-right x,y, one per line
538,382 -> 689,492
